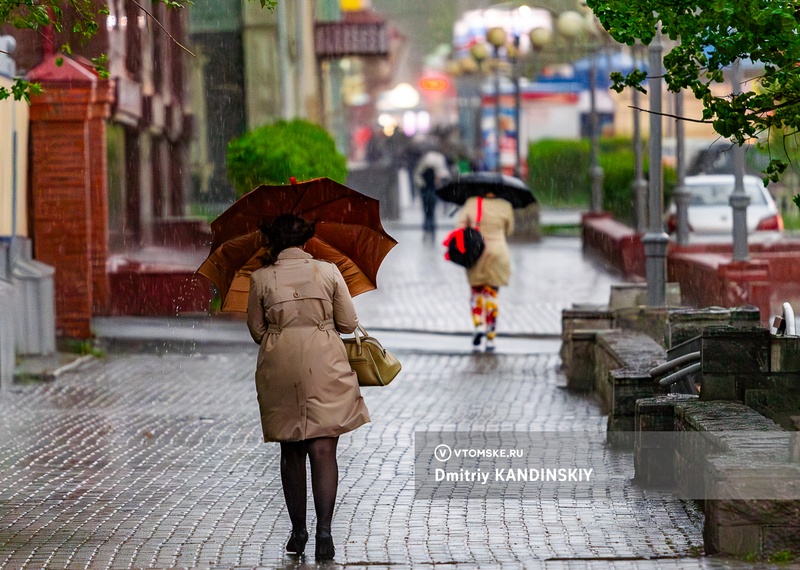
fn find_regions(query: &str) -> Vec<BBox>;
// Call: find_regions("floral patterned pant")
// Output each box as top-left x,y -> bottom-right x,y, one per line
471,285 -> 499,340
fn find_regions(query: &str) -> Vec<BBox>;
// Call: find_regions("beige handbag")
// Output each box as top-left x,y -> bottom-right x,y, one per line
343,325 -> 401,387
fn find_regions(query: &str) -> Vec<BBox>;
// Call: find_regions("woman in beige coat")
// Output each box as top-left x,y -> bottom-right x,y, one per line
247,214 -> 369,561
456,194 -> 514,351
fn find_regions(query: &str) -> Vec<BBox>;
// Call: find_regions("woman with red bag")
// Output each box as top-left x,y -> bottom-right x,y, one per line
456,193 -> 514,351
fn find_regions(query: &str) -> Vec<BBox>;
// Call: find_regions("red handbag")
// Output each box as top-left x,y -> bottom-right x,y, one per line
442,197 -> 485,268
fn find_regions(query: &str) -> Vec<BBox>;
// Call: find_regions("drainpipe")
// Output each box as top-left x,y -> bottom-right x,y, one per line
10,100 -> 17,275
295,0 -> 306,119
278,2 -> 292,118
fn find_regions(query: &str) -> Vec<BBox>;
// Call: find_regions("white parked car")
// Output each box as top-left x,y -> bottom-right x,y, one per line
666,174 -> 784,239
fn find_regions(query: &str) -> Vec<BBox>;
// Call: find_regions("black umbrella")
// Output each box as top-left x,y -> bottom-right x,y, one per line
435,172 -> 536,209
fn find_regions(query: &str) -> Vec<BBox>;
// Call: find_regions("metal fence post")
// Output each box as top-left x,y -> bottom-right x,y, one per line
730,59 -> 750,262
674,90 -> 690,245
631,43 -> 648,234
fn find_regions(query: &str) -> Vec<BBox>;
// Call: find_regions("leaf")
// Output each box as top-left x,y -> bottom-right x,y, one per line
247,0 -> 278,11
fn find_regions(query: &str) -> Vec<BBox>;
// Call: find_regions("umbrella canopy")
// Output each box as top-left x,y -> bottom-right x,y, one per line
197,177 -> 397,312
436,172 -> 536,209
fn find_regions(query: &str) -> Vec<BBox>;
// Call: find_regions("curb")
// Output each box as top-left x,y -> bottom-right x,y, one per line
14,354 -> 95,383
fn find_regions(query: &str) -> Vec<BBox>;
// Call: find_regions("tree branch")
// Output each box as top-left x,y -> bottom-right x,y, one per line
129,0 -> 196,58
627,105 -> 713,124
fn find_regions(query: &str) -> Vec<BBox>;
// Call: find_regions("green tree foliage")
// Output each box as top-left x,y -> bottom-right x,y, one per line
0,0 -> 277,101
226,119 -> 347,196
587,0 -> 800,188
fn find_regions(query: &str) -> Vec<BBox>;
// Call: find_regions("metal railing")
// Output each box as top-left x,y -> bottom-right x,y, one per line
649,350 -> 700,395
772,302 -> 797,336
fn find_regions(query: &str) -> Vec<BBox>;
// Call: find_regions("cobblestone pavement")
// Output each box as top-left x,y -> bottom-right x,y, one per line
0,348 -> 767,569
1,209 -> 782,569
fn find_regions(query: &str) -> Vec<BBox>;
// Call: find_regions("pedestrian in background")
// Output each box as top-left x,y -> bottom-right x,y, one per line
247,214 -> 370,561
413,149 -> 451,240
456,193 -> 514,351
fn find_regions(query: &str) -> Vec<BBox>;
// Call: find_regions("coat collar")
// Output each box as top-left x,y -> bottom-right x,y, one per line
276,247 -> 313,261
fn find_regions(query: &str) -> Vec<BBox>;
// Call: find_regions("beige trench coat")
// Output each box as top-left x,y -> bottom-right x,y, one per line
246,248 -> 370,442
457,196 -> 514,287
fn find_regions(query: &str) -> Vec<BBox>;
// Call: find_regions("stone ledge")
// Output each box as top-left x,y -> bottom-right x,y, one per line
635,396 -> 800,557
595,330 -> 667,449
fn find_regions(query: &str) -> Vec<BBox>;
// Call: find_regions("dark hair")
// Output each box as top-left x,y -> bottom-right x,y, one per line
258,214 -> 316,266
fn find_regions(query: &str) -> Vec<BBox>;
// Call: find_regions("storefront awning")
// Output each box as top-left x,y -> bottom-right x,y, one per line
315,9 -> 389,59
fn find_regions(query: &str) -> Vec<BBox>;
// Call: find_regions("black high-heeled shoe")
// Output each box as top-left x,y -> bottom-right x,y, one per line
315,530 -> 335,561
286,528 -> 308,555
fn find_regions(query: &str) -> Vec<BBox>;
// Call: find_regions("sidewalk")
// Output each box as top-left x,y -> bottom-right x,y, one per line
0,202 -> 769,569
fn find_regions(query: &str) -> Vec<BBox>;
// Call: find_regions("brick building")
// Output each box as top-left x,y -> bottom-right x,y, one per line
2,0 -> 194,338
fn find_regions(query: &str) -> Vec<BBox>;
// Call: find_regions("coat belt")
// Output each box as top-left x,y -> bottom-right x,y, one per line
266,319 -> 335,334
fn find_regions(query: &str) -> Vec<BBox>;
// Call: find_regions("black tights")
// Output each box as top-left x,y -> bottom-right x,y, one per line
279,436 -> 339,533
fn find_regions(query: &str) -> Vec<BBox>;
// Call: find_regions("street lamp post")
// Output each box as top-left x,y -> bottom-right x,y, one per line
468,43 -> 489,162
463,7 -> 586,178
527,24 -> 554,179
500,7 -> 586,179
487,27 -> 508,174
588,45 -> 604,213
643,29 -> 670,306
510,35 -> 522,178
576,2 -> 604,213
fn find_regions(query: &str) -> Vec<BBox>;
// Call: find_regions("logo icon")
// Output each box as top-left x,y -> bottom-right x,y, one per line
434,444 -> 452,462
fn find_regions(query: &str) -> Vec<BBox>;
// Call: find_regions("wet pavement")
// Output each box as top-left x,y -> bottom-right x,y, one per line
0,205 -> 788,568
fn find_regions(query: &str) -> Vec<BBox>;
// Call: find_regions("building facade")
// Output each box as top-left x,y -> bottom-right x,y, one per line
2,0 -> 194,337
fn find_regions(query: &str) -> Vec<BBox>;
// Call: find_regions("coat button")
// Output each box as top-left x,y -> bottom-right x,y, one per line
318,323 -> 325,330
293,291 -> 300,298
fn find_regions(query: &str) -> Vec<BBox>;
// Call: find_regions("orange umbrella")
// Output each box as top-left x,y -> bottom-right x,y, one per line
196,177 -> 398,312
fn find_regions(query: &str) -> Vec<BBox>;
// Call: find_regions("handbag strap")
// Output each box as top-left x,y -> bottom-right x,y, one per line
352,323 -> 366,353
475,196 -> 483,230
350,324 -> 387,356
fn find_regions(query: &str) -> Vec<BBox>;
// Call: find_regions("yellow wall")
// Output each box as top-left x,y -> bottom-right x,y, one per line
0,75 -> 29,237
